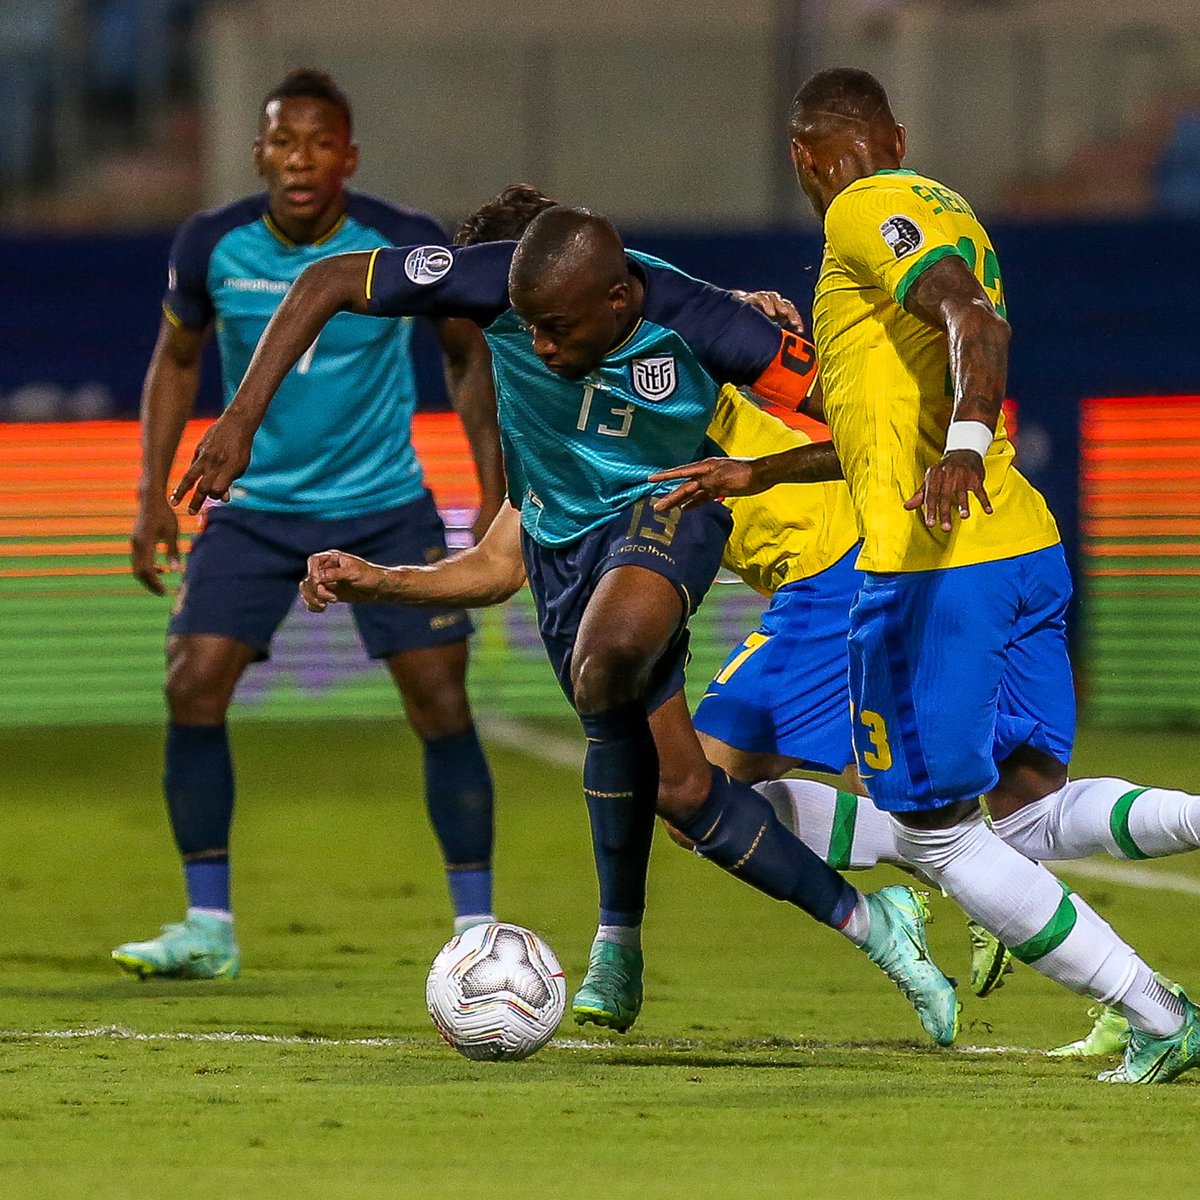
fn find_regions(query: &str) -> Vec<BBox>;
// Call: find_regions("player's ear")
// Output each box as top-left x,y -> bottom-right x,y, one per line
608,278 -> 631,314
252,136 -> 265,178
895,124 -> 907,162
343,141 -> 360,179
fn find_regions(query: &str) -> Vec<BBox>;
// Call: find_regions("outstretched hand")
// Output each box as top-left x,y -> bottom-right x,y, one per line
647,457 -> 761,513
301,550 -> 387,612
904,449 -> 993,532
171,412 -> 256,515
130,494 -> 181,595
732,289 -> 805,333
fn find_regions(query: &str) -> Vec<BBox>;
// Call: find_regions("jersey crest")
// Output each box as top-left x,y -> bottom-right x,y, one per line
631,355 -> 677,402
404,245 -> 454,285
879,215 -> 923,258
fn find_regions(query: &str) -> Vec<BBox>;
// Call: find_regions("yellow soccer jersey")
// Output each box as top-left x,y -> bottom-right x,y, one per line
813,169 -> 1059,573
706,385 -> 859,595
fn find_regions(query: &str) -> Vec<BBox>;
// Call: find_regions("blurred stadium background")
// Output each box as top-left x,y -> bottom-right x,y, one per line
2,0 -> 1200,730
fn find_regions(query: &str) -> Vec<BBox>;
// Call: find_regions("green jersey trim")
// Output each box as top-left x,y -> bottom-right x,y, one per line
894,243 -> 962,306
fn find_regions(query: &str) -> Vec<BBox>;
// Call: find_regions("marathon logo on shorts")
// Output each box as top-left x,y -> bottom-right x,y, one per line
630,355 -> 677,402
404,245 -> 454,285
880,215 -> 924,259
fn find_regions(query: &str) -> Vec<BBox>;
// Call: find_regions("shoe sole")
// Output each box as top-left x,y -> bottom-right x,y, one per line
111,951 -> 240,981
972,948 -> 1014,999
572,1004 -> 638,1034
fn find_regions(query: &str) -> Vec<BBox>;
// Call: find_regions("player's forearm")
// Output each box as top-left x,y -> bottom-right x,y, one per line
442,338 -> 506,512
754,441 -> 844,487
139,336 -> 201,497
226,253 -> 371,432
947,301 -> 1010,431
375,543 -> 525,608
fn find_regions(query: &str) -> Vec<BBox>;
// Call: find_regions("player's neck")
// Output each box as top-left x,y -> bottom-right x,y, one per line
820,148 -> 903,213
267,194 -> 348,247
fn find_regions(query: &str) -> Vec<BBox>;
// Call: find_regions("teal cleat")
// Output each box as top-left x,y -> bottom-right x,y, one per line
862,885 -> 960,1047
571,938 -> 643,1033
1047,1004 -> 1129,1058
112,912 -> 240,980
968,919 -> 1013,998
1098,994 -> 1200,1085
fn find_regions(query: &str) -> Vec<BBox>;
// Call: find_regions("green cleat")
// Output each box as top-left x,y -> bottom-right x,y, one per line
571,938 -> 643,1033
1047,1004 -> 1129,1058
1098,994 -> 1200,1084
112,912 -> 240,980
862,885 -> 960,1047
967,919 -> 1013,998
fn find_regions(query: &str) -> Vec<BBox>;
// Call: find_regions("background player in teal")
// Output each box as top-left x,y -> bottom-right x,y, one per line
174,195 -> 960,1046
116,68 -> 505,981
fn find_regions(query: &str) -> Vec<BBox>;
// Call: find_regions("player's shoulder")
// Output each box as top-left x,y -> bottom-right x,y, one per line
345,192 -> 450,247
171,194 -> 267,259
177,194 -> 267,243
629,248 -> 721,329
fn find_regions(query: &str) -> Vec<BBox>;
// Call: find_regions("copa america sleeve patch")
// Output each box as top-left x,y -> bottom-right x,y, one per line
879,215 -> 924,259
404,245 -> 454,285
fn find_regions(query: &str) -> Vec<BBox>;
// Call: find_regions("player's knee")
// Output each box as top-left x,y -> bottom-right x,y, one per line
571,641 -> 653,712
165,651 -> 233,725
405,686 -> 473,741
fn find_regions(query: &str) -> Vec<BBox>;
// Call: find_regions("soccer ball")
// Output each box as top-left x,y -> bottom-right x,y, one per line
425,922 -> 567,1061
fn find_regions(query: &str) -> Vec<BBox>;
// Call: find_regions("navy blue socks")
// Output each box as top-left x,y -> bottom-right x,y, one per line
674,767 -> 858,929
579,704 -> 659,928
423,727 -> 495,922
164,722 -> 234,913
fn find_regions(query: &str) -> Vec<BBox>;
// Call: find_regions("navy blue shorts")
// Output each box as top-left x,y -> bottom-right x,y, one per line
169,492 -> 473,660
521,497 -> 733,714
693,544 -> 863,773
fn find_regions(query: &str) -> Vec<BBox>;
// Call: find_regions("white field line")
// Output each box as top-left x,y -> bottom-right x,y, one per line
1057,859 -> 1200,898
0,1024 -> 1042,1056
480,717 -> 581,771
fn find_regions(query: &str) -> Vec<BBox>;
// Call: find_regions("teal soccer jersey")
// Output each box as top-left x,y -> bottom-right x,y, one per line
164,193 -> 447,517
364,242 -> 816,546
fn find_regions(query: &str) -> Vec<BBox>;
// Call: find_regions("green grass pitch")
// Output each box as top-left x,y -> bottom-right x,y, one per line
1,720 -> 1197,1199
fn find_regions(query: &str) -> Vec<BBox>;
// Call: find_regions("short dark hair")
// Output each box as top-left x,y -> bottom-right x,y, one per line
789,67 -> 894,139
454,184 -> 559,247
262,67 -> 353,135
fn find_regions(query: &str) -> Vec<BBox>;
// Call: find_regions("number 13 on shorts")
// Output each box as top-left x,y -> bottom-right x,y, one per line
851,703 -> 893,773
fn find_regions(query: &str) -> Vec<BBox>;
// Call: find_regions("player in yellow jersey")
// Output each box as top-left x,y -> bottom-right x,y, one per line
654,68 -> 1200,1084
693,386 -> 862,784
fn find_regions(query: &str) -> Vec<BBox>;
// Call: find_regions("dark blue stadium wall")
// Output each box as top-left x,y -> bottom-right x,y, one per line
4,218 -> 1199,581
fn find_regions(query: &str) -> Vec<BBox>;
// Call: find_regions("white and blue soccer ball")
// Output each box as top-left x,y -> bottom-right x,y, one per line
425,922 -> 566,1061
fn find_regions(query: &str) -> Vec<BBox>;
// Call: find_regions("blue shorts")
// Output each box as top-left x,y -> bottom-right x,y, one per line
521,498 -> 733,714
847,543 -> 1076,812
169,491 -> 473,660
693,545 -> 863,773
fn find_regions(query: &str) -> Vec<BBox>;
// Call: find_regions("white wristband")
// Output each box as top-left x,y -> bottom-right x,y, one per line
944,420 -> 993,459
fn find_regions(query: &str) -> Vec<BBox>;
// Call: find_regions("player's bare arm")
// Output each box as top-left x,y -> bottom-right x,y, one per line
301,500 -> 525,612
132,316 -> 208,593
901,255 -> 1009,532
649,440 -> 843,513
437,318 -> 506,542
171,251 -> 373,514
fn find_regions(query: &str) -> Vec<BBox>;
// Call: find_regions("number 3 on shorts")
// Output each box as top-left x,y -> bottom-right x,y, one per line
858,709 -> 893,772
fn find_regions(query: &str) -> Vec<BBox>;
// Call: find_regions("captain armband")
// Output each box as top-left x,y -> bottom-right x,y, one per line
749,332 -> 819,412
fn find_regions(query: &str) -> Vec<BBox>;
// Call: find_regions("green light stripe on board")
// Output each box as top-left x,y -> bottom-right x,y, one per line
1110,787 -> 1151,860
1009,889 -> 1077,964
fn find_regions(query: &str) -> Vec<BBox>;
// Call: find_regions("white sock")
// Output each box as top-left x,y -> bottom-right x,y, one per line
992,777 -> 1200,861
187,906 -> 232,923
756,779 -> 902,870
595,923 -> 641,949
890,810 -> 1163,1025
1117,963 -> 1187,1038
453,913 -> 496,935
837,891 -> 872,946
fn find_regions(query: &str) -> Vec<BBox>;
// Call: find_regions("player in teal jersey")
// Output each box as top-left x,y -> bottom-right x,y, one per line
115,69 -> 505,981
170,191 -> 961,1046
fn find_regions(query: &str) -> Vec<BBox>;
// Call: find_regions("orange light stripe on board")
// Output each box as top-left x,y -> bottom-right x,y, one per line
0,416 -> 483,581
